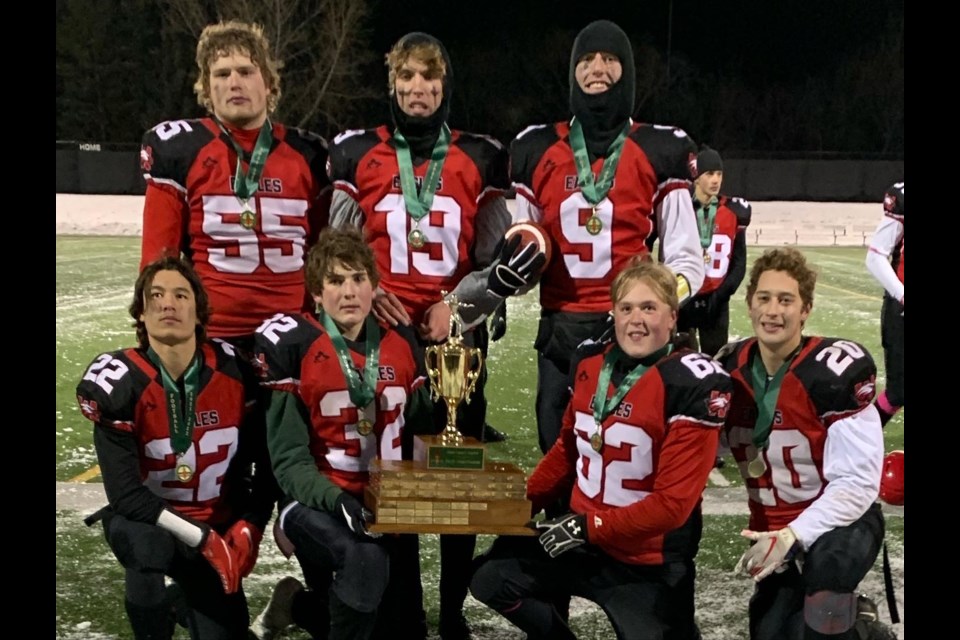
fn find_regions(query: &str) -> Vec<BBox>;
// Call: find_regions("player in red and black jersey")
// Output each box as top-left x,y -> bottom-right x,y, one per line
253,228 -> 430,640
77,257 -> 275,640
139,21 -> 331,343
675,146 -> 751,357
509,20 -> 705,455
866,182 -> 904,427
719,248 -> 893,640
471,262 -> 730,640
327,33 -> 544,638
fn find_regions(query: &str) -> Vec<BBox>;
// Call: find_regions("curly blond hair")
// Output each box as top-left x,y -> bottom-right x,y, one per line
193,21 -> 282,115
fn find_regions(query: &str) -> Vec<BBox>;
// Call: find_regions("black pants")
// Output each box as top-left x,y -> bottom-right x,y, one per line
748,504 -> 885,640
534,311 -> 609,453
880,295 -> 904,407
282,502 -> 424,638
471,536 -> 700,640
103,513 -> 250,640
677,299 -> 731,357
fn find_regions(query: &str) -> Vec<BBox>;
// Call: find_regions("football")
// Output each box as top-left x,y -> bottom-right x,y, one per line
504,221 -> 553,267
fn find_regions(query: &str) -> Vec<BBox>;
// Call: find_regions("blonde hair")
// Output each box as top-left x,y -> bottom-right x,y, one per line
610,262 -> 680,313
193,21 -> 282,115
384,40 -> 446,95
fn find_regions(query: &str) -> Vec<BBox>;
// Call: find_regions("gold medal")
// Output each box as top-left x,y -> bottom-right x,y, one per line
590,431 -> 603,452
239,208 -> 257,230
585,211 -> 603,236
408,227 -> 425,249
176,463 -> 194,482
703,250 -> 712,265
747,454 -> 767,478
357,418 -> 374,436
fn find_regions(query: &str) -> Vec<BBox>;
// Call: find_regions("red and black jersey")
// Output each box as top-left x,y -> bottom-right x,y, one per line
883,182 -> 905,283
696,194 -> 751,295
254,313 -> 426,496
510,121 -> 696,313
527,344 -> 731,565
140,118 -> 331,338
720,337 -> 878,532
328,126 -> 509,325
76,341 -> 253,527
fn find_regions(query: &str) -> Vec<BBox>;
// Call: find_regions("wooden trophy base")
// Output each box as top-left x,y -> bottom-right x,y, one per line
364,458 -> 535,535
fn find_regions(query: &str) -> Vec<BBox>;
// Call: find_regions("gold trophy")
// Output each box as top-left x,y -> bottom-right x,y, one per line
421,294 -> 486,469
364,295 -> 534,535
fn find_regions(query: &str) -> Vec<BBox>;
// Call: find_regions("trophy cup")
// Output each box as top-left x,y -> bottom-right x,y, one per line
364,295 -> 534,535
420,295 -> 486,469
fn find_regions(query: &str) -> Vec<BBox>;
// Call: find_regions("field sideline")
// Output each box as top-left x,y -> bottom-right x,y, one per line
55,234 -> 904,639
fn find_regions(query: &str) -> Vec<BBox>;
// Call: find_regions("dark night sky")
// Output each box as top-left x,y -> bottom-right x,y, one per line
365,0 -> 899,86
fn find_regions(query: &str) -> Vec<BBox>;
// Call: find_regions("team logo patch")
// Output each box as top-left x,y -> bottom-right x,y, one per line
687,152 -> 698,179
140,145 -> 154,172
77,396 -> 101,422
706,391 -> 731,418
253,353 -> 270,379
854,377 -> 876,405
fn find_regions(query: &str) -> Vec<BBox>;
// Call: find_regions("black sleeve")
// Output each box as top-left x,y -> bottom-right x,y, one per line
94,425 -> 167,524
509,124 -> 558,188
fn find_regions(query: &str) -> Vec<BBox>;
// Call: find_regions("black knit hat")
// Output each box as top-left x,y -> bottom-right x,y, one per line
696,146 -> 723,176
569,20 -> 636,158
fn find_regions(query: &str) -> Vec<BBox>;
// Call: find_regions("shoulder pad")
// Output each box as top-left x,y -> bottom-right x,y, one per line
724,196 -> 752,226
883,182 -> 904,219
453,130 -> 510,190
659,350 -> 733,425
509,124 -> 560,186
796,338 -> 878,424
140,118 -> 215,186
328,128 -> 382,185
75,349 -> 149,427
629,124 -> 698,182
253,313 -> 322,385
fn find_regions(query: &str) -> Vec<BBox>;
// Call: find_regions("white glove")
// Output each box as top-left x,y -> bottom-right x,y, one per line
735,527 -> 801,582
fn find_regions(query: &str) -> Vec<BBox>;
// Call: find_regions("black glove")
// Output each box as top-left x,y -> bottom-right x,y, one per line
487,234 -> 547,298
335,492 -> 380,539
533,513 -> 588,558
490,302 -> 507,342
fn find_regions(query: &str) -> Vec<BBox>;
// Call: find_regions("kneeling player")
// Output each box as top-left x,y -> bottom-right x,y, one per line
253,228 -> 430,639
77,257 -> 274,639
470,262 -> 731,640
720,247 -> 895,640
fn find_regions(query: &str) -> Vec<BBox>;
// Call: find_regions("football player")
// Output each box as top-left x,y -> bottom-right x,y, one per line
139,20 -> 331,350
865,182 -> 904,427
470,262 -> 731,640
327,32 -> 544,639
676,146 -> 751,357
720,247 -> 895,640
77,257 -> 275,640
508,19 -> 705,455
253,227 -> 430,639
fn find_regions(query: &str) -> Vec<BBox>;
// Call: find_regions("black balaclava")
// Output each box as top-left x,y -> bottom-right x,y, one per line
389,32 -> 453,160
569,20 -> 636,158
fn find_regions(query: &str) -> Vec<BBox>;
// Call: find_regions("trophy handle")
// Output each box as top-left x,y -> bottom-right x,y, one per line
461,346 -> 483,405
425,345 -> 442,401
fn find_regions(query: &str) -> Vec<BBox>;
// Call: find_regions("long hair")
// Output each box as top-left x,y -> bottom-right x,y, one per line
130,257 -> 211,349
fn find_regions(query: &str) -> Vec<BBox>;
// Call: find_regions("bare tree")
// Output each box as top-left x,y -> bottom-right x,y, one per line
160,0 -> 377,133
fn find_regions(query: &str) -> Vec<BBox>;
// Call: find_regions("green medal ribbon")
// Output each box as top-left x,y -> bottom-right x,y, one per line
696,199 -> 719,249
568,119 -> 631,206
393,124 -> 451,224
748,348 -> 796,449
592,344 -> 672,427
320,312 -> 381,409
145,348 -> 201,455
216,119 -> 274,206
